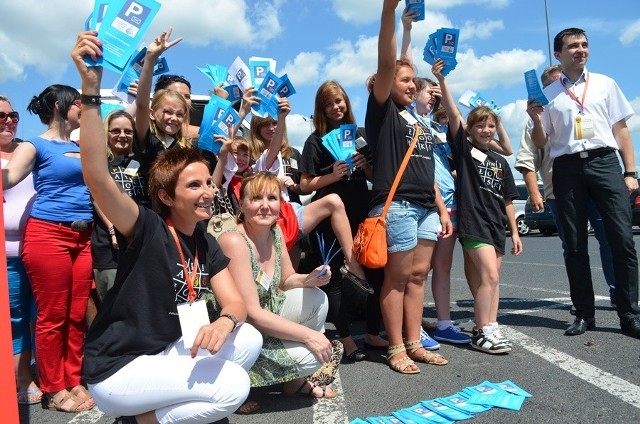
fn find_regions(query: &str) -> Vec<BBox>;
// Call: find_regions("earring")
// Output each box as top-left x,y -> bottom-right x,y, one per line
237,212 -> 244,222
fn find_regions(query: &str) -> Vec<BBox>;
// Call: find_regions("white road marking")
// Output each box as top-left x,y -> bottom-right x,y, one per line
501,325 -> 640,409
312,369 -> 349,424
67,406 -> 104,423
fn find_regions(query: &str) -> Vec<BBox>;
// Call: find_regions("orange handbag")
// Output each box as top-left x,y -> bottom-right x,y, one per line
353,124 -> 421,268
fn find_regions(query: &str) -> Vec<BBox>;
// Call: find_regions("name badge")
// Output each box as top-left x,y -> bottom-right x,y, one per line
435,132 -> 447,144
399,110 -> 418,126
256,269 -> 272,291
471,147 -> 488,164
177,299 -> 209,348
289,158 -> 298,169
575,114 -> 595,140
124,159 -> 141,177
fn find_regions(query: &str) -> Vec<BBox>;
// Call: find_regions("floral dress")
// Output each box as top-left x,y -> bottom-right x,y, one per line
228,227 -> 301,387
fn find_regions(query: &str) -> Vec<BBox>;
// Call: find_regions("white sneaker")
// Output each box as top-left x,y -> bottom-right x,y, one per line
471,328 -> 511,354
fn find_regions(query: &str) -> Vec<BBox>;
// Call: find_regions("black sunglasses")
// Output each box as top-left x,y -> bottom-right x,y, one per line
0,111 -> 19,122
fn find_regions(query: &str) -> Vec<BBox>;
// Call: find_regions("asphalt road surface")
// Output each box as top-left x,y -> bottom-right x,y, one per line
18,232 -> 640,424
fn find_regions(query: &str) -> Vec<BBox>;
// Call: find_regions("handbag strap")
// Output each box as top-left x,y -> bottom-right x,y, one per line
379,123 -> 421,219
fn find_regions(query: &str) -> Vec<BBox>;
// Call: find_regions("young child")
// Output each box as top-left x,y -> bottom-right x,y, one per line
431,58 -> 522,354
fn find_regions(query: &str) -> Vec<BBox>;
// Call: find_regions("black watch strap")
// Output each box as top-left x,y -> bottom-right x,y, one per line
624,171 -> 637,178
219,313 -> 239,332
80,94 -> 102,106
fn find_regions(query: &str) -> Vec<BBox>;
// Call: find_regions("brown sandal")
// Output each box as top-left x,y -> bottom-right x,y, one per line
404,340 -> 448,366
44,391 -> 95,413
387,344 -> 420,374
70,385 -> 96,408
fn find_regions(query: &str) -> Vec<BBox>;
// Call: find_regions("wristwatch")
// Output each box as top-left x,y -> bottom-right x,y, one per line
624,171 -> 637,178
219,313 -> 239,332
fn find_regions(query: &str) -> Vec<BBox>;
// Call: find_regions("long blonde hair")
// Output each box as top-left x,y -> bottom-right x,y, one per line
149,89 -> 192,148
248,115 -> 292,162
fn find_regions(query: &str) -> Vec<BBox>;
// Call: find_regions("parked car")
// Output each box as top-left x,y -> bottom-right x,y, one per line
630,179 -> 640,227
512,181 -> 530,236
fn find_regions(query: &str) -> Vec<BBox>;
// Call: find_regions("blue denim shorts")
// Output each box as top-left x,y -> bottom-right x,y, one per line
369,200 -> 439,253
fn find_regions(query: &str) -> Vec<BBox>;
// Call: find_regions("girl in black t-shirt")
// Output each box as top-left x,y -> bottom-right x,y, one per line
432,58 -> 522,355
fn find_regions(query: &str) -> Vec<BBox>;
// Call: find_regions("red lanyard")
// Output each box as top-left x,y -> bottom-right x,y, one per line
165,217 -> 199,303
560,72 -> 589,113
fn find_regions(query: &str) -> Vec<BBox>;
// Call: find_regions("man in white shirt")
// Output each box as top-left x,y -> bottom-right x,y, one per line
527,27 -> 640,338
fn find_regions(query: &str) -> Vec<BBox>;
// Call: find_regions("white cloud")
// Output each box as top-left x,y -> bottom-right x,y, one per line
322,37 -> 379,87
0,0 -> 283,84
429,0 -> 511,9
0,1 -> 93,83
460,19 -> 504,40
619,19 -> 640,45
421,48 -> 547,94
281,52 -> 326,86
332,0 -> 381,24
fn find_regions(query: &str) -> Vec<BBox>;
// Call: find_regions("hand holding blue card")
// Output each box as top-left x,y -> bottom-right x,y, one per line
524,69 -> 549,106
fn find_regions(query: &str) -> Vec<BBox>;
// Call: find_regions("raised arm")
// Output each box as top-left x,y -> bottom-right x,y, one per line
488,121 -> 512,155
526,99 -> 548,148
261,98 -> 291,169
2,142 -> 36,190
71,31 -> 139,239
373,0 -> 402,106
431,59 -> 463,137
399,5 -> 417,64
134,28 -> 183,145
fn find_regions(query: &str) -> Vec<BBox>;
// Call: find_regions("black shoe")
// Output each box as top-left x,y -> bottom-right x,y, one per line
340,266 -> 374,294
565,317 -> 595,336
620,316 -> 640,338
343,348 -> 369,362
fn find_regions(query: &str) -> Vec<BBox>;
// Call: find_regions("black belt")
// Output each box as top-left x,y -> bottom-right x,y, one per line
556,147 -> 615,161
38,218 -> 92,231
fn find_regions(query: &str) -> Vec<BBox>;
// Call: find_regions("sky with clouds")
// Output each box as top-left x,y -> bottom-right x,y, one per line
1,0 -> 639,173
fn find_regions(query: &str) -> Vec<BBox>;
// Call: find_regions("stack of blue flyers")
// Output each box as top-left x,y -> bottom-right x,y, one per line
251,71 -> 297,120
249,56 -> 277,87
422,28 -> 459,76
524,69 -> 549,106
197,64 -> 229,87
198,96 -> 240,153
392,403 -> 454,423
438,392 -> 492,415
421,399 -> 474,421
458,90 -> 502,116
463,380 -> 527,411
365,416 -> 403,423
84,0 -> 162,73
112,47 -> 168,103
349,419 -> 369,424
405,0 -> 425,21
321,124 -> 357,167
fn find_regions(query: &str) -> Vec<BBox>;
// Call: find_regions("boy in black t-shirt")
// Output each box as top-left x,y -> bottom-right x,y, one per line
432,58 -> 522,355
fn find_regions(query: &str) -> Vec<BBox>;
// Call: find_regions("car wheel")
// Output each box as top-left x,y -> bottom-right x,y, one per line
516,216 -> 530,236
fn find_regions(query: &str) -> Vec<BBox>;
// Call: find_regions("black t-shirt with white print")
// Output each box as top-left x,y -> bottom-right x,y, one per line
365,94 -> 436,210
83,205 -> 230,384
449,125 -> 518,254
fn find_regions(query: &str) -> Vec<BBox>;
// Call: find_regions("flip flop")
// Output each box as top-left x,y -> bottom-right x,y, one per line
18,387 -> 43,405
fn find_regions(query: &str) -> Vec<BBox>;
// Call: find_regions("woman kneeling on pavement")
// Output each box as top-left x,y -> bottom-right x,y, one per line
72,30 -> 262,423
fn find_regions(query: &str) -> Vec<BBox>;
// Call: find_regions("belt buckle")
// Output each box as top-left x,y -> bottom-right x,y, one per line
579,151 -> 589,159
70,220 -> 89,231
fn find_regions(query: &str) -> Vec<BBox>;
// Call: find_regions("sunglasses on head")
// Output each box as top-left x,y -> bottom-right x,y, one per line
0,111 -> 19,122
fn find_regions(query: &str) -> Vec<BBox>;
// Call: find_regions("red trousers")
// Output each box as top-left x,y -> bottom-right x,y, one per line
22,218 -> 93,393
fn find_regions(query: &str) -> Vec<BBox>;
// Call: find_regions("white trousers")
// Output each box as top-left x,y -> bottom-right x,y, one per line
89,323 -> 262,423
278,287 -> 329,378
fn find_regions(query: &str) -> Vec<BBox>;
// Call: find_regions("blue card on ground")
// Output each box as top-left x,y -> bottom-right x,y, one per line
463,380 -> 526,411
394,403 -> 455,423
405,0 -> 425,21
524,69 -> 549,105
438,393 -> 492,415
366,416 -> 403,424
494,380 -> 533,398
421,399 -> 474,421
